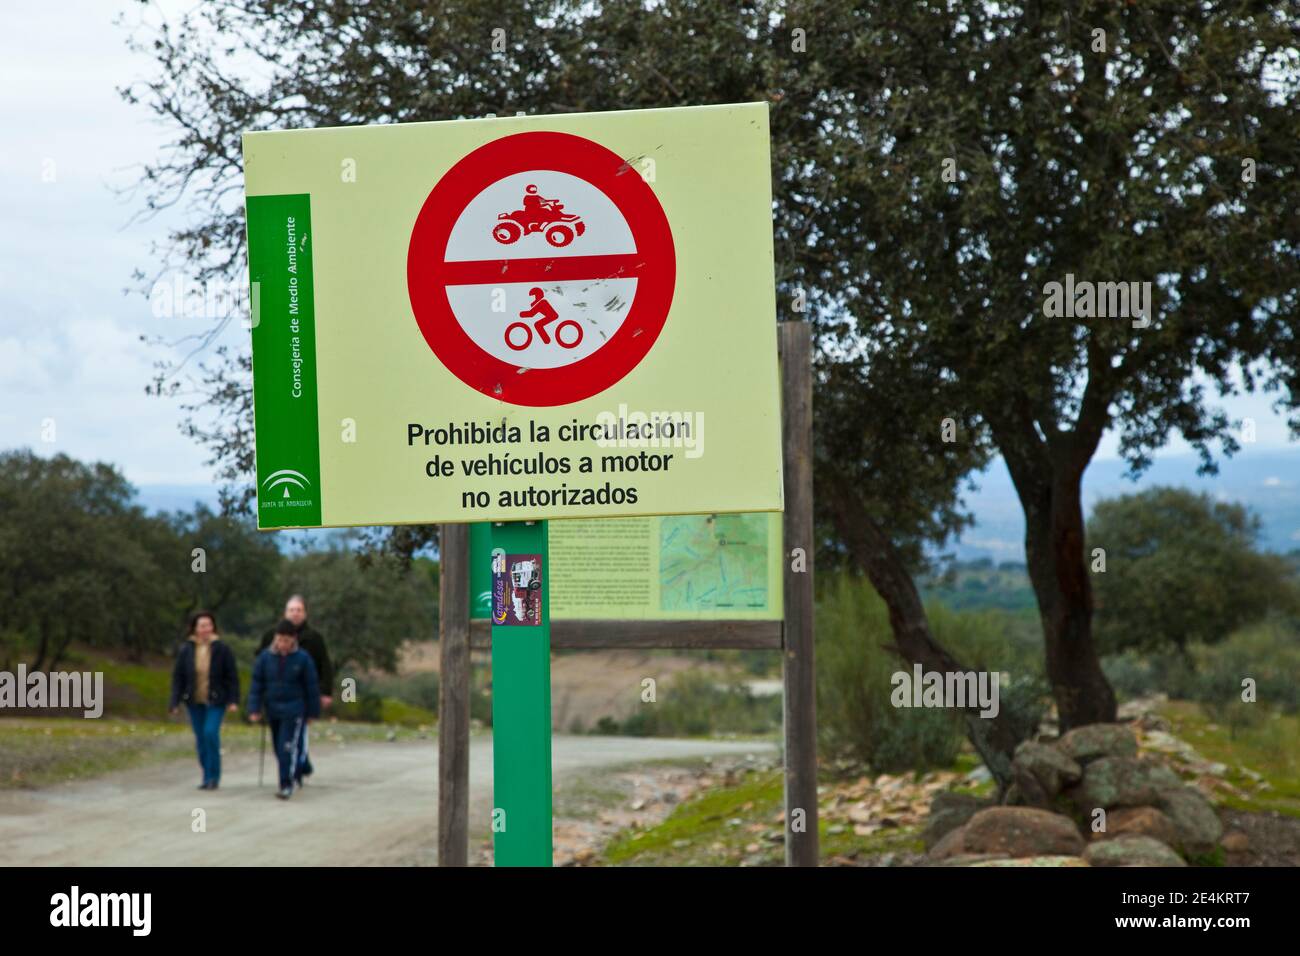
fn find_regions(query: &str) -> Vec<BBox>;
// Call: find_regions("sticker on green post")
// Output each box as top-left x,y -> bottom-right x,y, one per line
247,194 -> 322,528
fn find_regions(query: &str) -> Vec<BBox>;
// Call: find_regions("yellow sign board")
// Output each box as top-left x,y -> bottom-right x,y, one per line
244,103 -> 783,528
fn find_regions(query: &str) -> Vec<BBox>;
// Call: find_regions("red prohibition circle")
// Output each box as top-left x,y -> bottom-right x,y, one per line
407,131 -> 676,406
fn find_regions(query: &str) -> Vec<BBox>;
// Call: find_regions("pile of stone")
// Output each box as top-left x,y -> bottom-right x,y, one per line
924,723 -> 1224,866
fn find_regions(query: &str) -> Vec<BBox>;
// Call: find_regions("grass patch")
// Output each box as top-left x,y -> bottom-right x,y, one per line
377,698 -> 437,726
909,750 -> 996,799
54,651 -> 437,728
602,767 -> 786,866
1158,701 -> 1300,818
821,823 -> 925,862
0,718 -> 195,788
600,766 -> 924,866
0,716 -> 432,790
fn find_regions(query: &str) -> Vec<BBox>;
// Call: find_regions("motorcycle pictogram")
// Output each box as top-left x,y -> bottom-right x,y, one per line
492,185 -> 586,248
506,287 -> 584,351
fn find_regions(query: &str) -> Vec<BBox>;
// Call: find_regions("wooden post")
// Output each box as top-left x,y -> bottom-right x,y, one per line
780,320 -> 818,866
437,523 -> 471,866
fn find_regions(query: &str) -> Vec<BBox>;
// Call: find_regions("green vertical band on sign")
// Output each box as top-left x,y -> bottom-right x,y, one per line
247,194 -> 322,529
491,520 -> 552,866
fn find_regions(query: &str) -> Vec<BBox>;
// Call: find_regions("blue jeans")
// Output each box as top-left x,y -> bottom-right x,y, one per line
187,703 -> 226,785
295,721 -> 313,780
269,716 -> 304,790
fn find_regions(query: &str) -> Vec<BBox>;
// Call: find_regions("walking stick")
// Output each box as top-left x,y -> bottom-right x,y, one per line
258,720 -> 266,787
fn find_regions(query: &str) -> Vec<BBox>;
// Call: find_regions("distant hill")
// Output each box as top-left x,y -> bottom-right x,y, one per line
137,445 -> 1300,564
919,559 -> 1037,613
132,484 -> 345,552
948,447 -> 1300,562
133,483 -> 220,515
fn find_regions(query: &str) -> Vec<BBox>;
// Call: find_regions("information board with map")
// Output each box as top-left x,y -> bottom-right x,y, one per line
469,514 -> 782,621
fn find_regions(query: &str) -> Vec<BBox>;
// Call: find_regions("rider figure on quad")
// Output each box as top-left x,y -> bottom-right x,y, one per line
519,184 -> 563,225
493,184 -> 584,247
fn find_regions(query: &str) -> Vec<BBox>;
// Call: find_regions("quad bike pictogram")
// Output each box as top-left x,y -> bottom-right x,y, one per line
506,287 -> 584,351
492,184 -> 586,248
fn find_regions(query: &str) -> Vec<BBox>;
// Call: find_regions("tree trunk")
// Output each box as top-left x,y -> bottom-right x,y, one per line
1021,474 -> 1116,731
825,477 -> 1023,791
31,616 -> 50,672
50,632 -> 75,671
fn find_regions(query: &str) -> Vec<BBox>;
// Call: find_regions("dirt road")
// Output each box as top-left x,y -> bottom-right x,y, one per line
0,735 -> 773,866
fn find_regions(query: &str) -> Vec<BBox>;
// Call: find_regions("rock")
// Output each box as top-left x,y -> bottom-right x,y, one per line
923,791 -> 992,850
1135,711 -> 1171,732
1221,831 -> 1249,853
1074,756 -> 1182,809
1013,741 -> 1083,800
1084,836 -> 1186,867
1057,724 -> 1138,764
928,853 -> 1009,867
961,807 -> 1086,858
969,855 -> 1089,867
1007,766 -> 1050,808
1158,787 -> 1223,856
928,825 -> 969,860
1094,806 -> 1181,848
965,765 -> 993,785
1140,729 -> 1193,755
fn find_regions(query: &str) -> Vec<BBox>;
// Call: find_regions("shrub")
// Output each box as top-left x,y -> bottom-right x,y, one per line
355,691 -> 384,723
815,573 -> 966,772
1103,617 -> 1300,717
1102,649 -> 1199,702
589,672 -> 782,737
364,670 -> 439,713
634,671 -> 780,737
1190,618 -> 1300,738
1193,619 -> 1300,714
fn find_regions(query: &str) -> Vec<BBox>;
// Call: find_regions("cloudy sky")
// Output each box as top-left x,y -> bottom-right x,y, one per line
0,0 -> 1295,495
0,0 -> 225,486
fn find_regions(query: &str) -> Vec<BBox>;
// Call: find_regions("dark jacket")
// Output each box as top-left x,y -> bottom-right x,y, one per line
258,622 -> 334,694
247,648 -> 321,721
170,638 -> 240,709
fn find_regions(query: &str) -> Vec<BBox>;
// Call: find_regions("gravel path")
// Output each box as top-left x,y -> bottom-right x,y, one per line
0,734 -> 774,865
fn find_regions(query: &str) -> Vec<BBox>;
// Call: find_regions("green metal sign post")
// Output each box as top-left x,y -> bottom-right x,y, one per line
489,520 -> 552,866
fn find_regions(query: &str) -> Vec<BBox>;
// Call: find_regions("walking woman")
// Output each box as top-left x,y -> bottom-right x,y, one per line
169,610 -> 240,790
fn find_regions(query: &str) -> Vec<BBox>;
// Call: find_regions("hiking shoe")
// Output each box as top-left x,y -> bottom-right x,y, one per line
276,787 -> 293,800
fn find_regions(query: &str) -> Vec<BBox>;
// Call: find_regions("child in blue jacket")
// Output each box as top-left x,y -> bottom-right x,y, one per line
248,619 -> 322,799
